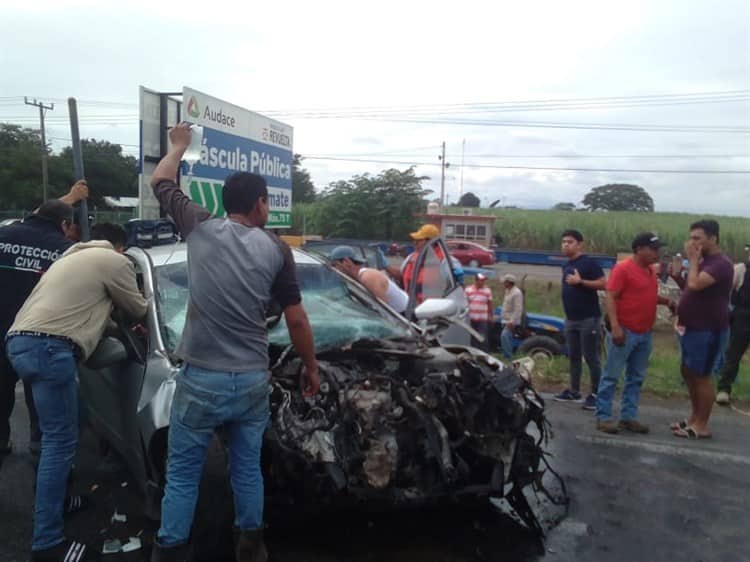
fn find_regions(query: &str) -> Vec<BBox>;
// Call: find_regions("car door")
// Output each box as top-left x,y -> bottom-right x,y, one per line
405,238 -> 470,346
77,256 -> 149,462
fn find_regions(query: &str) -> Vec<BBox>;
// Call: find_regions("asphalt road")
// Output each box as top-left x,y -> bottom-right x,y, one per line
2,383 -> 749,562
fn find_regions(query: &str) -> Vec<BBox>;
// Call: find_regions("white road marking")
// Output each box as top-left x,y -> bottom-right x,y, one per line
575,434 -> 750,465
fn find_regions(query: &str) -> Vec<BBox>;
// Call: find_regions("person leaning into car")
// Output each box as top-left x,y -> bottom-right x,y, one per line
148,123 -> 319,562
5,223 -> 148,562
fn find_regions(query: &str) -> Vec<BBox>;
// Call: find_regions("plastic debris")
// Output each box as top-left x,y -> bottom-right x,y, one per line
121,537 -> 142,553
111,509 -> 127,524
102,539 -> 122,554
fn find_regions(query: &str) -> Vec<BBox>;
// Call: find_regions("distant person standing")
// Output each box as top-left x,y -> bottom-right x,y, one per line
500,274 -> 523,361
716,255 -> 750,405
465,273 -> 493,351
554,230 -> 606,411
595,233 -> 677,434
671,220 -> 733,439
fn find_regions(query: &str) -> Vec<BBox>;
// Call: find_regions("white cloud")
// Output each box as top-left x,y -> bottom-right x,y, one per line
0,0 -> 747,214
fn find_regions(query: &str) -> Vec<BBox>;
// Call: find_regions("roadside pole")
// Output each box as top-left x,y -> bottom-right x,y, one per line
68,97 -> 90,241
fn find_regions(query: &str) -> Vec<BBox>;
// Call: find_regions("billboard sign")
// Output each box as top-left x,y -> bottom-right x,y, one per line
180,87 -> 294,228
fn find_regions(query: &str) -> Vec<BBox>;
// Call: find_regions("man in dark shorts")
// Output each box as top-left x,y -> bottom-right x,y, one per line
672,220 -> 733,439
554,229 -> 606,410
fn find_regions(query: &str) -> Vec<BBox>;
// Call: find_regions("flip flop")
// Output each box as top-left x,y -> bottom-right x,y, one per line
672,426 -> 712,440
669,419 -> 689,431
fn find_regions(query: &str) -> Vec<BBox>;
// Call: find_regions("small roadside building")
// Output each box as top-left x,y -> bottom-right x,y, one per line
420,204 -> 497,247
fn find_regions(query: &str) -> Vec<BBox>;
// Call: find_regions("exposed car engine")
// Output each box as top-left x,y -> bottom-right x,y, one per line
265,340 -> 561,533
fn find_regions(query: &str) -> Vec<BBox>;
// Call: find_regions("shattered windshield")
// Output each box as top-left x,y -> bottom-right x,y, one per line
154,260 -> 410,353
269,264 -> 411,350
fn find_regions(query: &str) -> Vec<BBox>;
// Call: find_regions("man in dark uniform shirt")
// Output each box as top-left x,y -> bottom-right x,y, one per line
0,182 -> 88,456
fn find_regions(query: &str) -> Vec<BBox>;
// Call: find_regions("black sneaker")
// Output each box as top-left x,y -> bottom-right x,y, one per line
582,394 -> 597,410
32,540 -> 92,561
553,389 -> 582,402
64,495 -> 90,518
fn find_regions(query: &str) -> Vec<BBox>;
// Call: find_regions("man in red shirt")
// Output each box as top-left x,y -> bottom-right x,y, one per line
595,233 -> 677,434
465,273 -> 493,351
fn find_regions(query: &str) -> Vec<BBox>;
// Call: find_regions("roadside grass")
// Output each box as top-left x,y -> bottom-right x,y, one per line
479,275 -> 750,401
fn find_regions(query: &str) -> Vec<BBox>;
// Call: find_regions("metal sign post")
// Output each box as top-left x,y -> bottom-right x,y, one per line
68,97 -> 90,241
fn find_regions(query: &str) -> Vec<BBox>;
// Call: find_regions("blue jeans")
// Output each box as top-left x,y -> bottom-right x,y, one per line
596,329 -> 652,422
158,364 -> 270,547
6,335 -> 79,551
501,326 -> 514,361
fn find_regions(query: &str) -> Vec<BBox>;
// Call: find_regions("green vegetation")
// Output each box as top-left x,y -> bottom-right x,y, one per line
459,207 -> 750,261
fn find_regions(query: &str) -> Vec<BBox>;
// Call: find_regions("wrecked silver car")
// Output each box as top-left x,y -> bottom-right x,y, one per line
78,237 -> 560,544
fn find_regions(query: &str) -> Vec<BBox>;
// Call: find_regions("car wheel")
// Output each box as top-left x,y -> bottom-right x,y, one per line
191,434 -> 236,562
469,259 -> 480,268
517,336 -> 563,372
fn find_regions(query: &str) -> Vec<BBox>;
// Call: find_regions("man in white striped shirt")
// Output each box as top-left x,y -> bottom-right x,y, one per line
465,273 -> 493,351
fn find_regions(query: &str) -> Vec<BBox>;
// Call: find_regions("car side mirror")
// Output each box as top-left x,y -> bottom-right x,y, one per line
415,298 -> 458,320
86,337 -> 128,369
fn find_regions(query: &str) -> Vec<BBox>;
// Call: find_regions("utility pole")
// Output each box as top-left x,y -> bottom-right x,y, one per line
459,139 -> 465,199
439,141 -> 449,209
24,97 -> 54,201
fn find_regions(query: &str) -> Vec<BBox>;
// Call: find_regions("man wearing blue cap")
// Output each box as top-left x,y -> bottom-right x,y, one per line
330,246 -> 409,314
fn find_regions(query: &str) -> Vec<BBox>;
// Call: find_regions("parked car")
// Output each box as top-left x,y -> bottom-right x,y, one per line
446,241 -> 496,267
77,233 -> 558,557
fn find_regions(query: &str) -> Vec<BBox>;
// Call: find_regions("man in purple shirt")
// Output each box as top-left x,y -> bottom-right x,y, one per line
672,220 -> 733,440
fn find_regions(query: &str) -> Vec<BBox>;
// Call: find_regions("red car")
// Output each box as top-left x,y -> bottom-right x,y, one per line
446,241 -> 495,267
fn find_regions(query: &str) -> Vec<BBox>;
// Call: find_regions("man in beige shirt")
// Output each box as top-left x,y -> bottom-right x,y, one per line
500,274 -> 523,361
6,223 -> 147,562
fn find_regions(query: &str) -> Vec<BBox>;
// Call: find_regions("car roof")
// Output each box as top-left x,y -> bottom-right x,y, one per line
130,243 -> 323,267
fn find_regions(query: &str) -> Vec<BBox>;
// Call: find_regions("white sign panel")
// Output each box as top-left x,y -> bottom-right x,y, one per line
181,87 -> 294,227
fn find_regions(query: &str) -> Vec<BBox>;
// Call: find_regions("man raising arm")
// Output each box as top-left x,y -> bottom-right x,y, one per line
150,123 -> 318,562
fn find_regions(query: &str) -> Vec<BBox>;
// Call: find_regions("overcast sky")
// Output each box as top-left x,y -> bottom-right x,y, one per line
1,0 -> 748,215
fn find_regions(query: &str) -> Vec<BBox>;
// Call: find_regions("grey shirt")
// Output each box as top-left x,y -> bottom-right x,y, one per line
153,180 -> 300,372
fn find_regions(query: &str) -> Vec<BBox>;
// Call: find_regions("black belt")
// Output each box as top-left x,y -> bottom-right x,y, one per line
7,331 -> 82,359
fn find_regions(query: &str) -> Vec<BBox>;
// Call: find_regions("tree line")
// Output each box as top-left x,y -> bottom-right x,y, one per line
2,123 -> 657,240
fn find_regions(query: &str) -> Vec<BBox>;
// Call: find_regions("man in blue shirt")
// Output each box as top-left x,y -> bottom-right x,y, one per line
554,230 -> 607,410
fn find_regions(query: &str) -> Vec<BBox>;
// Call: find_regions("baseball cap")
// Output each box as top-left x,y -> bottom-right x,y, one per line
631,232 -> 666,252
502,273 -> 517,283
476,273 -> 487,281
329,246 -> 366,264
409,224 -> 440,241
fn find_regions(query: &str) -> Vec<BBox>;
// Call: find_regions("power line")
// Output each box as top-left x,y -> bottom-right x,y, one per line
260,90 -> 750,116
302,155 -> 750,174
309,151 -> 750,159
